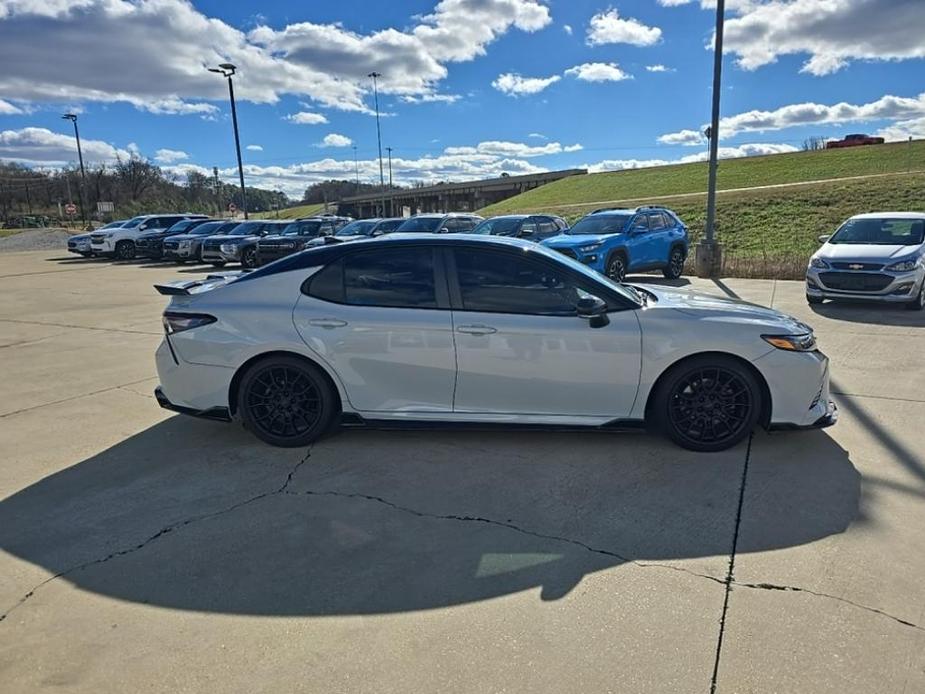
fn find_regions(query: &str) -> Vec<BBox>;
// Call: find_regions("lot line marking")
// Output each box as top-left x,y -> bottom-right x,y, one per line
0,317 -> 161,337
709,433 -> 753,694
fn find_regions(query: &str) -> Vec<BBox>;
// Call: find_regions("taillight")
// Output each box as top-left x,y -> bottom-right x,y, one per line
163,312 -> 216,334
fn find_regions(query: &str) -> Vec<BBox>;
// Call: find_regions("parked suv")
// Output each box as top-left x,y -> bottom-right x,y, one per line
90,214 -> 207,259
256,216 -> 351,265
472,214 -> 568,241
394,213 -> 483,234
806,212 -> 925,310
136,218 -> 214,260
302,217 -> 406,249
542,206 -> 688,281
200,220 -> 289,268
68,220 -> 128,257
162,220 -> 239,263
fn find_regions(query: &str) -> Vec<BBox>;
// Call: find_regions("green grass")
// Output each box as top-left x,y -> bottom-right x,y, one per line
479,140 -> 925,216
252,203 -> 327,220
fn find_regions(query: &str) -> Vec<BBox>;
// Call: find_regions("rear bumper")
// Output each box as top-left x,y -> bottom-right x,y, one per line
155,386 -> 231,422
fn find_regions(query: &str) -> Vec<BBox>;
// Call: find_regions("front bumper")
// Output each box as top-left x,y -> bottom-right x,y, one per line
67,241 -> 91,254
90,238 -> 115,255
548,246 -> 603,270
201,245 -> 237,263
768,400 -> 838,431
163,244 -> 196,259
806,266 -> 923,303
136,238 -> 164,258
753,348 -> 836,429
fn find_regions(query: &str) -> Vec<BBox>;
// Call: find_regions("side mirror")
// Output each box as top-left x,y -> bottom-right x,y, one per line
817,234 -> 831,244
139,223 -> 148,231
576,295 -> 610,328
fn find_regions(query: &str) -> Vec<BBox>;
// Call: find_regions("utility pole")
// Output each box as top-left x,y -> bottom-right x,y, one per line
209,63 -> 248,219
386,146 -> 393,216
62,113 -> 88,227
353,145 -> 360,195
212,166 -> 221,216
368,72 -> 386,216
696,0 -> 726,278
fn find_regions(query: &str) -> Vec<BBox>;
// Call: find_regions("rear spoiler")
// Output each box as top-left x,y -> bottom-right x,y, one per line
154,270 -> 249,296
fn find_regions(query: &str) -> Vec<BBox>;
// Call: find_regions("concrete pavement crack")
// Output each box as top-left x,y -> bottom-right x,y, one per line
0,446 -> 313,624
0,377 -> 158,419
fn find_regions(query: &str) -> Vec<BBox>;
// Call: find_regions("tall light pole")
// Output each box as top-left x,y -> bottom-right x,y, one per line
352,145 -> 360,195
62,113 -> 88,227
697,0 -> 726,278
385,146 -> 393,216
208,63 -> 248,219
368,72 -> 386,217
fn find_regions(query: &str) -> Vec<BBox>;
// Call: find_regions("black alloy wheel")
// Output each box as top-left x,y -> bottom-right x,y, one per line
115,240 -> 135,260
242,247 -> 258,269
607,254 -> 627,282
238,356 -> 336,447
655,356 -> 761,452
663,247 -> 685,279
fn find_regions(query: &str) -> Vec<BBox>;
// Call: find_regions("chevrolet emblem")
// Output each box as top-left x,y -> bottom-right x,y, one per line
848,263 -> 864,270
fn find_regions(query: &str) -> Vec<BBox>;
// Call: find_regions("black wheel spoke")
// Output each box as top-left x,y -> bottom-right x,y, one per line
245,363 -> 323,441
667,366 -> 753,444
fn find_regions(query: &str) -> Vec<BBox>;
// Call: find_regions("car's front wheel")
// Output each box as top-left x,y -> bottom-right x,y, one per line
662,247 -> 685,279
906,283 -> 925,311
652,355 -> 762,452
114,240 -> 135,260
238,355 -> 338,447
606,253 -> 627,282
241,247 -> 258,269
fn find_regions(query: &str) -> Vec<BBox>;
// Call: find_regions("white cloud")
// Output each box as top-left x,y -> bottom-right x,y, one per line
0,127 -> 130,166
154,148 -> 189,163
658,129 -> 705,146
528,132 -> 547,139
563,24 -> 573,35
876,117 -> 925,142
564,62 -> 632,82
0,99 -> 23,115
586,143 -> 799,173
443,140 -> 582,157
586,8 -> 662,47
645,64 -> 673,72
246,144 -> 263,151
492,72 -> 560,96
285,112 -> 329,125
720,0 -> 925,76
399,93 -> 460,104
657,0 -> 695,6
0,0 -> 551,114
320,133 -> 353,147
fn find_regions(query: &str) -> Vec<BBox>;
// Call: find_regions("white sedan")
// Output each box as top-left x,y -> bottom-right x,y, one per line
154,235 -> 836,452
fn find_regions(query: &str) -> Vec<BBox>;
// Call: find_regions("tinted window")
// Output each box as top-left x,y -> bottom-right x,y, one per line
335,220 -> 377,237
648,213 -> 667,230
472,217 -> 523,236
554,217 -> 569,231
309,248 -> 437,308
631,215 -> 649,232
454,249 -> 593,316
375,219 -> 404,233
456,217 -> 479,232
567,214 -> 632,235
518,219 -> 537,237
396,216 -> 442,232
536,218 -> 559,238
282,220 -> 323,236
164,219 -> 198,234
829,218 -> 925,245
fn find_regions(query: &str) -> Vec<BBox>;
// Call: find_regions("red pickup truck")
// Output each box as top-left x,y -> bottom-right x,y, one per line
825,134 -> 885,149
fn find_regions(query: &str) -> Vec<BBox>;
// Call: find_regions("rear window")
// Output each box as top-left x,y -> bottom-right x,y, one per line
396,217 -> 442,233
307,248 -> 437,308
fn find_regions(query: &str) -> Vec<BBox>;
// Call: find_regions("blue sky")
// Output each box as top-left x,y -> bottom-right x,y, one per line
0,0 -> 923,197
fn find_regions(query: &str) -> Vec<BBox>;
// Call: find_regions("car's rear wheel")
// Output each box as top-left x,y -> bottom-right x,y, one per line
662,247 -> 685,279
652,355 -> 762,452
241,247 -> 258,269
905,283 -> 925,311
238,356 -> 337,447
806,294 -> 824,305
606,253 -> 627,282
114,240 -> 135,260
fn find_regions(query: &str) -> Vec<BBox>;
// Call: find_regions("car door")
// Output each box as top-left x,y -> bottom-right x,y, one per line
293,246 -> 457,412
626,214 -> 653,268
448,247 -> 642,418
646,211 -> 672,263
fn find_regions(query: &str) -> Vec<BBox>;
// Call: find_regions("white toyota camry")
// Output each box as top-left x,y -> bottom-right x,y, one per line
154,235 -> 836,452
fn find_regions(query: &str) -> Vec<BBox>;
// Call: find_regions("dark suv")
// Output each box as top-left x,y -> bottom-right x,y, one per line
256,216 -> 351,265
201,220 -> 290,268
136,217 -> 214,260
162,220 -> 240,263
394,213 -> 483,233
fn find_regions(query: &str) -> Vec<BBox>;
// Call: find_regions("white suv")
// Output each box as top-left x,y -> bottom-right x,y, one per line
91,214 -> 206,260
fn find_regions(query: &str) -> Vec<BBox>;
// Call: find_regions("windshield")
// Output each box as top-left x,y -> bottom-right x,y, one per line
125,216 -> 149,227
204,222 -> 241,236
829,218 -> 925,246
396,216 -> 442,232
100,220 -> 126,229
184,222 -> 221,235
282,221 -> 323,236
164,219 -> 198,234
335,220 -> 377,237
227,221 -> 262,236
473,217 -> 524,236
568,214 -> 632,235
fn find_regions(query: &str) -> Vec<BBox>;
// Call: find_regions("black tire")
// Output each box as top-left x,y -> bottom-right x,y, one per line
606,252 -> 627,282
651,355 -> 762,452
114,240 -> 135,260
806,294 -> 824,305
174,258 -> 188,264
662,247 -> 685,279
905,283 -> 925,311
210,261 -> 226,268
241,247 -> 258,269
237,355 -> 338,448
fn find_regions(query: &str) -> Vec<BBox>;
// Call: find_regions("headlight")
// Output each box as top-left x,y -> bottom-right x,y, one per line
179,240 -> 191,248
220,243 -> 237,254
809,257 -> 829,269
762,333 -> 816,352
886,258 -> 918,272
579,242 -> 603,253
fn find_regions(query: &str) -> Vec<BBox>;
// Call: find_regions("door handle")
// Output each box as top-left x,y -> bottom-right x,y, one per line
308,318 -> 348,329
457,324 -> 497,335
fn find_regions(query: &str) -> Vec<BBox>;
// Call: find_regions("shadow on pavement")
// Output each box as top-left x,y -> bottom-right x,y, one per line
0,418 -> 861,617
810,301 -> 924,328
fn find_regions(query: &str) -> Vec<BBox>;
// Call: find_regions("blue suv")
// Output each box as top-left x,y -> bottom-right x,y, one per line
542,206 -> 689,281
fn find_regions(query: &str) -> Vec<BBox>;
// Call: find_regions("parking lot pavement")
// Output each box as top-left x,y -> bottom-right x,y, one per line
0,251 -> 923,693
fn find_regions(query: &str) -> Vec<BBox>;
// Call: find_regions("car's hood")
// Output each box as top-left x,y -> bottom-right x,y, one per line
70,233 -> 91,241
164,234 -> 200,242
635,284 -> 811,333
817,243 -> 920,261
210,234 -> 255,243
543,233 -> 620,247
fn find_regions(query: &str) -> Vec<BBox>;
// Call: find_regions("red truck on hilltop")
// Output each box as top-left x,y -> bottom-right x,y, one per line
826,133 -> 885,149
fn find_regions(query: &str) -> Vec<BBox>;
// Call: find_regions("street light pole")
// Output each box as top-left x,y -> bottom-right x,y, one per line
368,72 -> 386,217
353,145 -> 359,195
209,63 -> 248,219
696,0 -> 726,278
386,146 -> 393,216
62,113 -> 88,227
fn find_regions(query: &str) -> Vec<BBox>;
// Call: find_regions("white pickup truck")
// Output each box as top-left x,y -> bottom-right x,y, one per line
90,213 -> 206,259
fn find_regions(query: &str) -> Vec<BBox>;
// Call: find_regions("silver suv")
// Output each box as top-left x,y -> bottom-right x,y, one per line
807,212 -> 925,310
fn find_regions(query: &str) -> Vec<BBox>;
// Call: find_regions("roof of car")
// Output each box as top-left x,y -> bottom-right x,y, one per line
850,212 -> 925,219
483,214 -> 530,220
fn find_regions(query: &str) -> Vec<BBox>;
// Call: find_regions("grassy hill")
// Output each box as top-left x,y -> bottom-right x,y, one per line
252,202 -> 327,220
